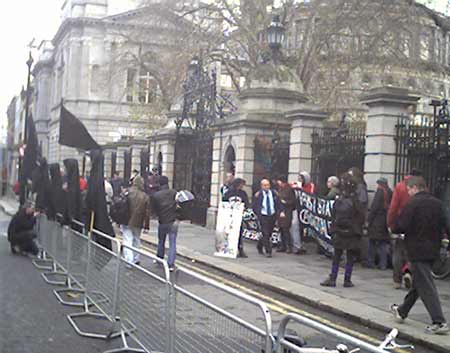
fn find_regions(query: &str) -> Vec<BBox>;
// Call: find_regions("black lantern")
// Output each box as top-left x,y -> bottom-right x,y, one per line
267,15 -> 285,51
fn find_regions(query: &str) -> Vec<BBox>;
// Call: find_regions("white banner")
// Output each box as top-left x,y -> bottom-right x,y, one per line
214,201 -> 244,259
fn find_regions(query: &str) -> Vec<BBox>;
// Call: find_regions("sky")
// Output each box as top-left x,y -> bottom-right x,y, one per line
0,0 -> 448,144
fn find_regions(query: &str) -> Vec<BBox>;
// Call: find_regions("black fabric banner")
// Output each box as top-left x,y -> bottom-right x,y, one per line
295,190 -> 335,255
22,113 -> 39,180
59,105 -> 100,151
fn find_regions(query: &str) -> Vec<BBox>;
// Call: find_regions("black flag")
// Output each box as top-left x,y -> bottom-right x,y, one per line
59,104 -> 100,151
22,113 -> 39,181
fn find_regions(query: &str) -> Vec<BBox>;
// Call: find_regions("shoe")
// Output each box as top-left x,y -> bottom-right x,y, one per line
276,248 -> 286,253
238,249 -> 248,258
286,248 -> 292,254
390,304 -> 405,323
265,253 -> 272,258
169,266 -> 176,272
10,244 -> 19,255
393,282 -> 402,290
425,323 -> 450,335
320,276 -> 336,287
257,247 -> 264,255
134,261 -> 141,266
343,279 -> 354,288
296,247 -> 307,255
403,273 -> 413,289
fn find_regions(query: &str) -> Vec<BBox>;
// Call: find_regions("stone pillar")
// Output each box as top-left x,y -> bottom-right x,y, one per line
360,87 -> 420,194
153,130 -> 176,186
286,106 -> 327,182
206,71 -> 306,229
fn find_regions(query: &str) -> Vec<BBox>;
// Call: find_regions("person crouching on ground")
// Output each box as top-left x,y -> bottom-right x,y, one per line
390,176 -> 449,335
223,178 -> 249,258
253,178 -> 281,258
121,176 -> 150,266
151,176 -> 178,272
321,173 -> 365,288
8,202 -> 39,256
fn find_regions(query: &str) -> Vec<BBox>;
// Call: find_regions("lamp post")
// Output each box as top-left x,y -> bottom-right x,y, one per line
19,51 -> 34,206
267,14 -> 285,63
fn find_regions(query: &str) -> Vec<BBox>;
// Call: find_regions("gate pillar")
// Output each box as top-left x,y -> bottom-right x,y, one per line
286,106 -> 327,182
360,87 -> 420,195
152,130 -> 176,187
206,76 -> 305,229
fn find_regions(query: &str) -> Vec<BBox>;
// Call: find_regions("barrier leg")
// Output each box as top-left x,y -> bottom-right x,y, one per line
103,330 -> 145,353
32,250 -> 53,270
54,276 -> 86,307
41,262 -> 67,286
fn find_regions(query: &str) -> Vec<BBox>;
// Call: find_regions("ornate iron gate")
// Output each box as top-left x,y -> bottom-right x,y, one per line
311,120 -> 366,195
111,151 -> 117,178
173,56 -> 221,226
140,148 -> 149,175
394,100 -> 450,197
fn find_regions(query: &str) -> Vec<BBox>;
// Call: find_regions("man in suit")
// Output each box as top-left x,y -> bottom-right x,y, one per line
253,178 -> 281,257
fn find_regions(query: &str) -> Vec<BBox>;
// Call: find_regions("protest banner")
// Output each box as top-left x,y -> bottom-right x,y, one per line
295,190 -> 335,256
214,201 -> 244,258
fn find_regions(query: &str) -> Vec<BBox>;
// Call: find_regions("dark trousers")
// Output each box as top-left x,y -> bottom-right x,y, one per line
398,261 -> 446,324
280,226 -> 293,251
258,215 -> 276,254
10,230 -> 38,255
368,239 -> 390,269
392,238 -> 408,284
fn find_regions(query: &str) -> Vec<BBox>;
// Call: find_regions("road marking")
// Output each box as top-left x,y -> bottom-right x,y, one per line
139,242 -> 408,353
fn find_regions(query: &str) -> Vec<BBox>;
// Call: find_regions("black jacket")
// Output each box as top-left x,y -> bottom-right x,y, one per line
396,191 -> 447,261
62,159 -> 82,225
368,186 -> 392,240
8,209 -> 36,242
330,193 -> 365,250
252,189 -> 282,218
48,163 -> 65,220
223,187 -> 249,208
151,186 -> 178,224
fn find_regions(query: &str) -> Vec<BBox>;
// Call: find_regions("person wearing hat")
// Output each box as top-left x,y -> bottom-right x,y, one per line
367,177 -> 393,270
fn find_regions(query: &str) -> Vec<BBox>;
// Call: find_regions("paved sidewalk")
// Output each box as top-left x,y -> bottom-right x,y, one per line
2,196 -> 449,351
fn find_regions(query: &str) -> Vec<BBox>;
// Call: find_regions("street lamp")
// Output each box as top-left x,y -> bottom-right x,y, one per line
267,14 -> 285,52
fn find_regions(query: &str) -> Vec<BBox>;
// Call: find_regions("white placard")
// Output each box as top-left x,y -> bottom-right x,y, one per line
214,201 -> 244,259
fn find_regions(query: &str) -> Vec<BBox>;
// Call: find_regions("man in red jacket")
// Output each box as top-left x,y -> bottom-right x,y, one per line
388,169 -> 421,289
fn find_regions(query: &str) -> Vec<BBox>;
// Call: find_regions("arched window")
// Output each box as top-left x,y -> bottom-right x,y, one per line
223,146 -> 236,178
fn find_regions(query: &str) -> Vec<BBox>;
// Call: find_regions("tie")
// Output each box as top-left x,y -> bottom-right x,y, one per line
266,191 -> 273,216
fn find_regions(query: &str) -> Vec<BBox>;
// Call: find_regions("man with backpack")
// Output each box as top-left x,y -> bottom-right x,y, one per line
113,176 -> 150,265
151,176 -> 178,271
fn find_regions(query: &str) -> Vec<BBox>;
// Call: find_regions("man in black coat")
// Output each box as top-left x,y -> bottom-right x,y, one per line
390,176 -> 449,335
8,203 -> 38,255
253,178 -> 281,257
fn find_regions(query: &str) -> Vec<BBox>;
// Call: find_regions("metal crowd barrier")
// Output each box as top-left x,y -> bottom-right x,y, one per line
34,217 -> 407,353
105,244 -> 173,353
53,224 -> 89,307
41,216 -> 68,286
171,266 -> 274,353
32,214 -> 53,270
67,228 -> 123,340
275,313 -> 391,353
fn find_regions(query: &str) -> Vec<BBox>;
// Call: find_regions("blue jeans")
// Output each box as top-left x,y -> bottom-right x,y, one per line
157,222 -> 178,267
368,239 -> 390,270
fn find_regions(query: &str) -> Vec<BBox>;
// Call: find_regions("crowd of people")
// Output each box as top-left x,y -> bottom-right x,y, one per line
7,159 -> 180,272
221,168 -> 449,335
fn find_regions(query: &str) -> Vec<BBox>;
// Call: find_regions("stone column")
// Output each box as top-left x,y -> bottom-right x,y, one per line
360,87 -> 420,193
152,130 -> 176,186
286,106 -> 327,182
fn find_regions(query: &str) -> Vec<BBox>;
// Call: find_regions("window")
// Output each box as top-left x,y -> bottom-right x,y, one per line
436,36 -> 442,64
90,65 -> 100,93
126,69 -> 137,102
420,33 -> 430,61
138,72 -> 160,104
399,33 -> 410,58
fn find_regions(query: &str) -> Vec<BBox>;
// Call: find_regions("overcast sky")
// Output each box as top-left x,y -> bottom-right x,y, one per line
0,0 -> 448,143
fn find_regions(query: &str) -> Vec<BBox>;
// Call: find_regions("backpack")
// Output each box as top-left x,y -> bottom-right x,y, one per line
110,193 -> 130,225
331,197 -> 355,235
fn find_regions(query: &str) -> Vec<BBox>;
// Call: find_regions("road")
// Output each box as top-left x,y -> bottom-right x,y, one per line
0,210 -> 435,353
